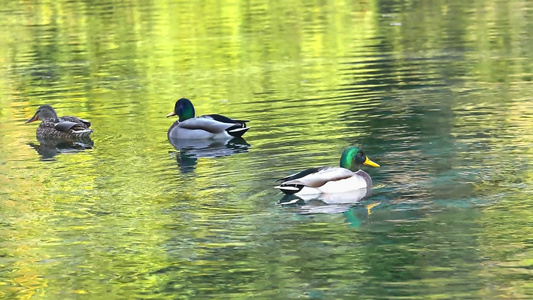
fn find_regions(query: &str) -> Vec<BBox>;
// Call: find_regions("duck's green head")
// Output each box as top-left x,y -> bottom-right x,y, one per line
167,98 -> 195,121
25,105 -> 58,123
340,146 -> 380,171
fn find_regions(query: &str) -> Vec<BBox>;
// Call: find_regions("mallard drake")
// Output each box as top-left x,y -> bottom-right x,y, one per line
25,105 -> 93,140
167,98 -> 250,139
275,146 -> 380,195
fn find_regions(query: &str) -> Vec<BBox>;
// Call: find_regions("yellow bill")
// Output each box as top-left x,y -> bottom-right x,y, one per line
363,156 -> 380,167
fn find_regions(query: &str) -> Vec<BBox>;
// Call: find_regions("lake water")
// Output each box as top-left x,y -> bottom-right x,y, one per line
0,0 -> 532,299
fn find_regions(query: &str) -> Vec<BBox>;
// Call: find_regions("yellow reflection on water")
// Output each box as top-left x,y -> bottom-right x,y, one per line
0,0 -> 531,299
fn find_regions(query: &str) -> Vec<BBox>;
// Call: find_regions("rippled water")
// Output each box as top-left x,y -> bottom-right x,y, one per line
1,0 -> 532,299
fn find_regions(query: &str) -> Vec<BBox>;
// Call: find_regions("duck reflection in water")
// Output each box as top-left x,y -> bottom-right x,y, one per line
28,136 -> 94,160
279,186 -> 372,214
279,189 -> 381,228
169,137 -> 250,173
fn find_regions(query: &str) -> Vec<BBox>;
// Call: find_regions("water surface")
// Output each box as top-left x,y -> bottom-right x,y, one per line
0,0 -> 532,299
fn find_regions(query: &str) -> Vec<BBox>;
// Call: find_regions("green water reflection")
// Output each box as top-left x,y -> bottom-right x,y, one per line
0,0 -> 532,299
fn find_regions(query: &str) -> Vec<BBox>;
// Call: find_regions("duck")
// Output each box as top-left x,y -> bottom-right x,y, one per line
275,146 -> 380,195
167,98 -> 250,139
25,105 -> 93,140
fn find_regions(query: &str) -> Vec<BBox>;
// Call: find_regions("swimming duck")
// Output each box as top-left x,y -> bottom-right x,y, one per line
167,98 -> 250,139
25,105 -> 93,140
275,146 -> 380,195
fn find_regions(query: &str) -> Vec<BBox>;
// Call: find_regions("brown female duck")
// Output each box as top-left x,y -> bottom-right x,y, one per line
25,105 -> 93,140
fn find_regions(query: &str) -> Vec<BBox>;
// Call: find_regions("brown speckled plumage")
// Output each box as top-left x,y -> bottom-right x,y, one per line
26,105 -> 93,141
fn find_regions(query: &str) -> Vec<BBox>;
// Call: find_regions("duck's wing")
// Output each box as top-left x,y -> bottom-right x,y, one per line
278,167 -> 325,182
178,117 -> 235,133
54,117 -> 92,135
203,114 -> 250,137
179,116 -> 250,137
282,167 -> 354,187
276,167 -> 355,194
54,120 -> 93,134
204,114 -> 249,127
61,116 -> 91,128
54,120 -> 80,133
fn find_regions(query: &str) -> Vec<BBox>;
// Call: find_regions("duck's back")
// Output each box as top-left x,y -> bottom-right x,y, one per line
37,116 -> 92,140
61,116 -> 91,128
168,115 -> 250,139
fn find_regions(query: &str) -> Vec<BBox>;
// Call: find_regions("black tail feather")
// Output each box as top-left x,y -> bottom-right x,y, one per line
227,127 -> 250,138
275,184 -> 303,195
